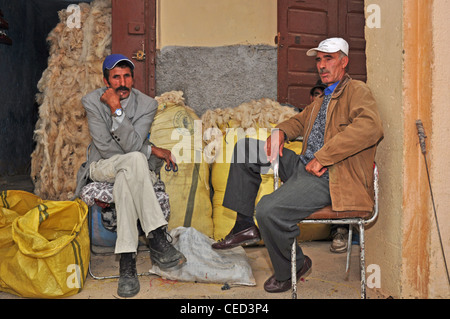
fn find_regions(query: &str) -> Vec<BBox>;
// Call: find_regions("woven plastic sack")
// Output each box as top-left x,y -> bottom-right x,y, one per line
149,227 -> 255,286
0,190 -> 89,298
150,102 -> 213,238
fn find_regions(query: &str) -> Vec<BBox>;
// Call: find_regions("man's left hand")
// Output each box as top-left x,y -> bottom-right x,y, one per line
151,146 -> 176,168
264,129 -> 285,163
305,158 -> 327,177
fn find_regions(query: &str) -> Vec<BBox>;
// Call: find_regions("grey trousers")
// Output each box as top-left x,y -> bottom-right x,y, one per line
223,138 -> 331,281
89,152 -> 168,254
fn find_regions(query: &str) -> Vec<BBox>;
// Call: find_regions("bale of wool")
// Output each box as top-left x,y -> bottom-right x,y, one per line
202,99 -> 330,241
201,98 -> 298,161
150,91 -> 214,238
31,0 -> 112,201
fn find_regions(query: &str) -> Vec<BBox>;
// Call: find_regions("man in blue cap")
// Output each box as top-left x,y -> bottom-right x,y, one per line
75,54 -> 186,298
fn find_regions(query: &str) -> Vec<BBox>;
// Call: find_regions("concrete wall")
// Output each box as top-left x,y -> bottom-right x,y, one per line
364,0 -> 404,298
155,0 -> 278,115
0,0 -> 49,176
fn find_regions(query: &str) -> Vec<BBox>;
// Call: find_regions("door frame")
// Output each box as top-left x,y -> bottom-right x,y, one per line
111,0 -> 156,97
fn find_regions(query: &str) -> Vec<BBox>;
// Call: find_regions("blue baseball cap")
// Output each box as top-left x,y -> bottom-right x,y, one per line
102,54 -> 135,72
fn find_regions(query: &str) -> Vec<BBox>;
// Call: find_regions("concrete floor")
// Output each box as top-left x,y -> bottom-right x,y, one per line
0,238 -> 386,300
78,241 -> 384,300
0,175 -> 387,300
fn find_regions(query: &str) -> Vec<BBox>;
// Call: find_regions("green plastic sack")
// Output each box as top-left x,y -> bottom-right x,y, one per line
0,190 -> 90,298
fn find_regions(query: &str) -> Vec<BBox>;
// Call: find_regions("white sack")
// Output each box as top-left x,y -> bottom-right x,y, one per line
149,227 -> 256,287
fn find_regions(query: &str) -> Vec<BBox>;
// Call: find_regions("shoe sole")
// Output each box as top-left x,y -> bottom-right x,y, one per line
264,267 -> 312,294
117,287 -> 140,298
117,281 -> 140,298
299,265 -> 312,281
264,257 -> 312,293
330,246 -> 348,253
242,237 -> 261,247
151,255 -> 187,270
212,237 -> 261,250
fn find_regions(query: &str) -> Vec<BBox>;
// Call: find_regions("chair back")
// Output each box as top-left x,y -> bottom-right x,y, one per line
364,163 -> 379,224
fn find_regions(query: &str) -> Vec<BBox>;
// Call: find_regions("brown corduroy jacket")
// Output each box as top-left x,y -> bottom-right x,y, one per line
276,74 -> 384,212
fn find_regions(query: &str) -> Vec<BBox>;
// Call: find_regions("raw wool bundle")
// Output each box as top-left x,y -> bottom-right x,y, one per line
155,90 -> 186,108
31,0 -> 112,201
201,98 -> 298,163
201,98 -> 297,131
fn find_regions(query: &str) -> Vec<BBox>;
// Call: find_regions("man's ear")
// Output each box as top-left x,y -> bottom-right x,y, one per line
103,77 -> 110,87
341,55 -> 349,69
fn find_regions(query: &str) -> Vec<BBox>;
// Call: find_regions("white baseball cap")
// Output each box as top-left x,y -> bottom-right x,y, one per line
306,37 -> 349,56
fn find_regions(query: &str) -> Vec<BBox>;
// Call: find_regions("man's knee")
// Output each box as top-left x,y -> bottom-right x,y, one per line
120,151 -> 148,167
124,151 -> 146,161
255,195 -> 274,226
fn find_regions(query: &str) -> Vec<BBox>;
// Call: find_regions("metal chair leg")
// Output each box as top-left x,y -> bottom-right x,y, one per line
89,262 -> 120,280
291,240 -> 297,299
88,206 -> 151,280
359,222 -> 366,299
346,225 -> 353,273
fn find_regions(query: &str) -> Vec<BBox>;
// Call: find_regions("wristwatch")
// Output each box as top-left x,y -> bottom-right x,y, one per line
112,108 -> 123,117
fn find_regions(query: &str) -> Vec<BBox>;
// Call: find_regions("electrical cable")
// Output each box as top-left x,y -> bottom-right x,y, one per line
416,120 -> 450,288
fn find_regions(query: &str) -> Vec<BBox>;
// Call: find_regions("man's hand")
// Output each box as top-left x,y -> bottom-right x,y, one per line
100,88 -> 121,113
264,129 -> 285,163
151,145 -> 177,168
305,157 -> 327,177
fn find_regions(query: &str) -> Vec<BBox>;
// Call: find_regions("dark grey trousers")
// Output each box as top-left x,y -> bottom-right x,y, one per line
222,138 -> 331,281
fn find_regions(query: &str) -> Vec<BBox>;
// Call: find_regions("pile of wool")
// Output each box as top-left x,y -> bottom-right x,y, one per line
155,90 -> 185,106
31,0 -> 111,201
201,98 -> 297,132
201,98 -> 298,162
155,90 -> 195,113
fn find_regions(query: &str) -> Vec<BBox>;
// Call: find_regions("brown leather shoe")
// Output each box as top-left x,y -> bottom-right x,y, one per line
264,255 -> 312,293
212,225 -> 261,250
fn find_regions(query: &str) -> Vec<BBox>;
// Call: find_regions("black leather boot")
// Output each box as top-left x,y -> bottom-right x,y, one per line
117,253 -> 140,298
149,227 -> 186,269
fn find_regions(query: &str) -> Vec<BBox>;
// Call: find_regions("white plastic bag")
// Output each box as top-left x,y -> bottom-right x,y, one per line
149,227 -> 255,286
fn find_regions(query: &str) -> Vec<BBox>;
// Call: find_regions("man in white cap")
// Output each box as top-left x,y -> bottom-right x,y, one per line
213,38 -> 383,293
75,54 -> 186,298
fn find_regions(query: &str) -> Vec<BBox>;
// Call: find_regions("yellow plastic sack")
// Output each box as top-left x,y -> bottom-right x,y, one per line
210,126 -> 266,241
0,190 -> 89,298
211,128 -> 330,242
150,102 -> 213,238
